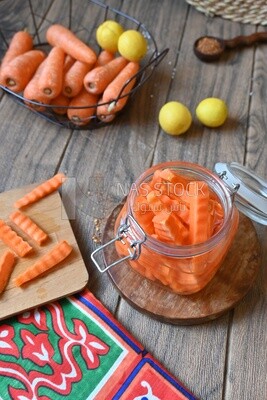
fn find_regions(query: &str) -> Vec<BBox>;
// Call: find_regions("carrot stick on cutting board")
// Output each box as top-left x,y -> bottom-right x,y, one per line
0,31 -> 33,71
38,46 -> 65,98
84,56 -> 128,95
14,173 -> 67,209
14,240 -> 73,287
0,220 -> 32,257
9,210 -> 48,246
0,250 -> 16,294
63,60 -> 93,97
67,88 -> 98,126
46,24 -> 97,65
0,50 -> 46,92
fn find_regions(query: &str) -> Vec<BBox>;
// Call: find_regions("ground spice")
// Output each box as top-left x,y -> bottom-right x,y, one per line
196,37 -> 222,55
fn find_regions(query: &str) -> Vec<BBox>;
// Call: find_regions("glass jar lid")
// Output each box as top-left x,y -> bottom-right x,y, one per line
214,162 -> 267,225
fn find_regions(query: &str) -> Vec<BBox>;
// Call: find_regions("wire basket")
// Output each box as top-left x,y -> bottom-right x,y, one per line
186,0 -> 267,25
0,0 -> 168,130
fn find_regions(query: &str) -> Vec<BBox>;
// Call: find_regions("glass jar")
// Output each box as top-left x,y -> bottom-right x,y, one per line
91,161 -> 267,295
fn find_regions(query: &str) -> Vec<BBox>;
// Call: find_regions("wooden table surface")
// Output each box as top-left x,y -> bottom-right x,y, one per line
0,0 -> 267,399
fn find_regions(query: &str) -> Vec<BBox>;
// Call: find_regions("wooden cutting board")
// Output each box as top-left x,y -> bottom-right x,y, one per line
0,183 -> 89,321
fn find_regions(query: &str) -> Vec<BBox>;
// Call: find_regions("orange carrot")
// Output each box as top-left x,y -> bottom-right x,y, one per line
96,99 -> 116,123
95,50 -> 115,67
9,210 -> 48,245
0,250 -> 16,293
46,24 -> 97,65
188,181 -> 210,245
51,93 -> 70,115
14,240 -> 73,286
38,47 -> 65,98
63,60 -> 93,97
84,56 -> 128,95
99,61 -> 139,115
152,210 -> 189,245
23,58 -> 51,111
0,31 -> 33,71
0,220 -> 32,257
14,173 -> 67,209
0,50 -> 46,92
63,54 -> 75,72
67,88 -> 98,125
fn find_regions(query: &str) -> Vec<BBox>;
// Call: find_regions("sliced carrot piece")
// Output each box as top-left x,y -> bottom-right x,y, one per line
0,250 -> 16,293
152,209 -> 189,245
9,210 -> 48,245
14,173 -> 67,209
0,220 -> 32,257
188,180 -> 210,245
14,240 -> 73,286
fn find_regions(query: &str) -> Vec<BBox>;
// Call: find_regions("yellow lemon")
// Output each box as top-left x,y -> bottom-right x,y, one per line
118,30 -> 147,61
159,101 -> 192,135
196,97 -> 228,127
96,20 -> 124,53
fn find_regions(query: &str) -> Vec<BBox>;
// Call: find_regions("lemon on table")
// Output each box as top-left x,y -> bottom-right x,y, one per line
118,30 -> 147,61
196,97 -> 228,128
96,20 -> 124,53
159,101 -> 192,135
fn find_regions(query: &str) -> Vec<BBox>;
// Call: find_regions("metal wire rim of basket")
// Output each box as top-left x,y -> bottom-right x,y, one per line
0,0 -> 169,130
186,0 -> 267,25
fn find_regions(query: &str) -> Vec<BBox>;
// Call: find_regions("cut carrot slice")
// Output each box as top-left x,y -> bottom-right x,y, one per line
0,250 -> 16,293
188,180 -> 210,245
152,209 -> 189,245
14,173 -> 67,209
0,219 -> 32,257
9,210 -> 48,245
14,240 -> 73,287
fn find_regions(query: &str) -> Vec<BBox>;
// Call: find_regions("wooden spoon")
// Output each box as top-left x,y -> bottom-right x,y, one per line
194,32 -> 267,62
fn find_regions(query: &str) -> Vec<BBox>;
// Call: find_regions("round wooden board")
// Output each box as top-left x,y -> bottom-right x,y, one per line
103,203 -> 261,325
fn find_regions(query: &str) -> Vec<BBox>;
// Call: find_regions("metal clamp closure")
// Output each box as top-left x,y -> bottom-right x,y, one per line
91,214 -> 146,273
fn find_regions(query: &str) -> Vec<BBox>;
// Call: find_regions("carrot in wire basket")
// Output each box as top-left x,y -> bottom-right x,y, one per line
23,58 -> 51,111
14,240 -> 73,287
63,60 -> 93,97
38,46 -> 65,98
98,61 -> 139,115
84,56 -> 128,95
63,54 -> 75,72
95,50 -> 115,67
51,93 -> 70,115
9,210 -> 48,246
0,220 -> 32,257
14,173 -> 67,209
0,50 -> 46,92
0,250 -> 16,294
0,31 -> 33,71
46,24 -> 97,65
67,88 -> 98,126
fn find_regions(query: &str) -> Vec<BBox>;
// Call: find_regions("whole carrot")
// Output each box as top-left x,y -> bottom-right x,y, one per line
100,61 -> 139,114
51,93 -> 70,115
0,31 -> 33,71
14,173 -> 67,209
38,47 -> 65,98
9,210 -> 48,246
23,58 -> 51,111
0,250 -> 16,294
63,60 -> 92,97
95,50 -> 115,67
46,24 -> 97,65
14,240 -> 73,287
0,219 -> 32,257
96,98 -> 116,122
67,88 -> 98,126
0,50 -> 46,92
84,56 -> 128,95
63,54 -> 75,72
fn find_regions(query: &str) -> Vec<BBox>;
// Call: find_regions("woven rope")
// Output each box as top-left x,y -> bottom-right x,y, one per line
186,0 -> 267,25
